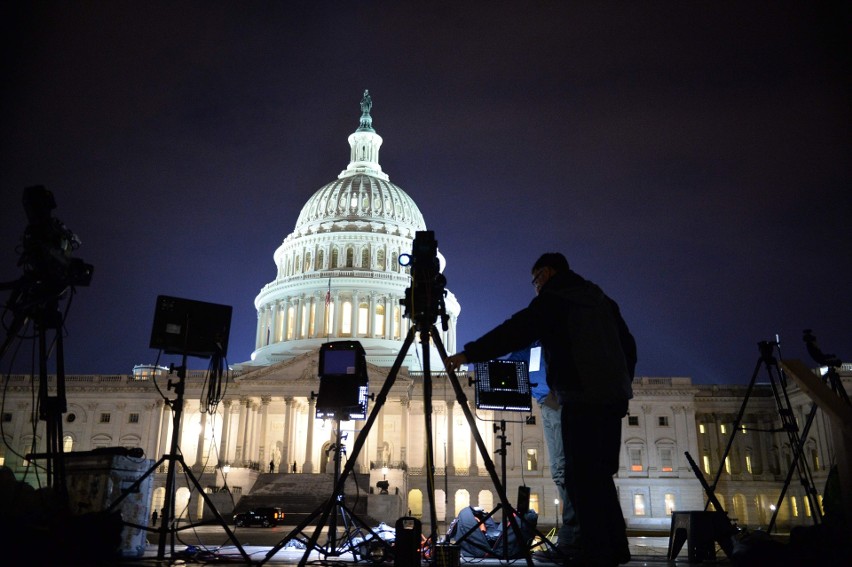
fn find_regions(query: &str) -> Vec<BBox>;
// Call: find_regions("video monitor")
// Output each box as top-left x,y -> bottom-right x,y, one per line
149,295 -> 232,358
316,341 -> 369,420
473,359 -> 532,412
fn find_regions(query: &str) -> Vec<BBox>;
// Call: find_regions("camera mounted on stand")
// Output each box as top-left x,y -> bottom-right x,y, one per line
18,185 -> 94,294
399,230 -> 448,330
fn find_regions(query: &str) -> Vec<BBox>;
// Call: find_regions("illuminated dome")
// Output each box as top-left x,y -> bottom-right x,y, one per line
293,172 -> 426,236
248,91 -> 459,369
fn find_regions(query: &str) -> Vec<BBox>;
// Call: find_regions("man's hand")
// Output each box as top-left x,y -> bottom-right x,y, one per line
444,352 -> 468,372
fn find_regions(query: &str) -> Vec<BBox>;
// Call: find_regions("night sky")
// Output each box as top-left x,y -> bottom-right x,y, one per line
1,2 -> 849,385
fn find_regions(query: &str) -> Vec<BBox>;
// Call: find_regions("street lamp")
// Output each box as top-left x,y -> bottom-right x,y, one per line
554,498 -> 560,529
222,463 -> 231,489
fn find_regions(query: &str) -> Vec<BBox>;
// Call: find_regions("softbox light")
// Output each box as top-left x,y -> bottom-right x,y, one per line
149,295 -> 232,358
473,359 -> 532,412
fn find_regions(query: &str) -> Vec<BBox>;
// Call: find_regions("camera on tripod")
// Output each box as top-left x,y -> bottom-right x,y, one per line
399,230 -> 448,329
20,185 -> 93,290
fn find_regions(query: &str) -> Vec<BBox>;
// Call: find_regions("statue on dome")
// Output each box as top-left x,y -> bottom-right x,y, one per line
358,90 -> 373,131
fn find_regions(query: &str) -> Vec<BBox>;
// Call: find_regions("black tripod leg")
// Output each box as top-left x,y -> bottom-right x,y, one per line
431,328 -> 534,567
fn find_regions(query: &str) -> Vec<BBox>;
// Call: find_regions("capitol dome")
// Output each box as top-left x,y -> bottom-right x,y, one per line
248,91 -> 459,369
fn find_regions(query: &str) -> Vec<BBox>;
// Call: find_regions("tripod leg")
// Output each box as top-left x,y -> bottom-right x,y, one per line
430,328 -> 534,566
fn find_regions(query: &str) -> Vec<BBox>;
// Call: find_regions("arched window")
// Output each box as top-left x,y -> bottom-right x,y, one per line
332,248 -> 339,269
361,248 -> 370,269
304,252 -> 312,273
295,255 -> 301,274
454,489 -> 471,518
346,247 -> 354,268
317,250 -> 324,270
63,435 -> 74,453
377,249 -> 385,270
408,489 -> 423,518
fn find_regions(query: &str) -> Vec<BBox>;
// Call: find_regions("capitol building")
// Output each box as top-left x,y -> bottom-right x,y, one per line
2,93 -> 848,536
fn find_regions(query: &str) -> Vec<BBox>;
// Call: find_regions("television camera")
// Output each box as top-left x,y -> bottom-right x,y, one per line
399,230 -> 448,330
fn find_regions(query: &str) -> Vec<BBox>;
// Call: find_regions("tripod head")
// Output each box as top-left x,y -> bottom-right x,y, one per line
399,230 -> 449,331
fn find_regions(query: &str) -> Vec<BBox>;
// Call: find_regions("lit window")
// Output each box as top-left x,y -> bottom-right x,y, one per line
529,493 -> 540,514
129,413 -> 139,424
699,424 -> 705,434
100,413 -> 111,423
791,496 -> 799,517
660,448 -> 673,472
375,305 -> 385,336
630,449 -> 643,472
63,435 -> 73,453
308,302 -> 316,336
741,424 -> 747,434
725,456 -> 731,474
628,415 -> 639,426
633,493 -> 646,516
664,493 -> 676,516
526,449 -> 538,471
804,497 -> 811,517
811,449 -> 820,471
745,454 -> 753,474
702,455 -> 711,474
358,303 -> 369,335
720,424 -> 727,434
658,416 -> 669,427
341,302 -> 352,335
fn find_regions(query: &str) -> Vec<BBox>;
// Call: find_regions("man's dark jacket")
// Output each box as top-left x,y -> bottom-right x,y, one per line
462,270 -> 636,406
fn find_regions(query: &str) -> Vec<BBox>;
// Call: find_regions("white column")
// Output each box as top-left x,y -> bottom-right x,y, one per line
194,410 -> 207,470
446,400 -> 455,475
303,397 -> 316,473
259,397 -> 271,463
219,400 -> 233,464
469,400 -> 479,474
235,398 -> 249,463
282,397 -> 294,470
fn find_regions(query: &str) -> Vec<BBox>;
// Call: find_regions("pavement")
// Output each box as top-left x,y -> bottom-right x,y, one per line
116,536 -> 730,566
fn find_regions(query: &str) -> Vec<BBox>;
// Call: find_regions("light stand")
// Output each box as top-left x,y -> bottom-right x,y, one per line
106,296 -> 248,562
106,356 -> 251,562
709,340 -> 822,532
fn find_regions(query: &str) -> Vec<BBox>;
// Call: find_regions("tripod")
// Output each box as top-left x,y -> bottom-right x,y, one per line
262,323 -> 533,566
279,416 -> 375,562
710,340 -> 822,532
451,418 -> 550,560
105,355 -> 250,562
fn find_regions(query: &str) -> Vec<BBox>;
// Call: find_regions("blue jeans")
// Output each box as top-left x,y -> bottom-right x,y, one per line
540,401 -> 579,545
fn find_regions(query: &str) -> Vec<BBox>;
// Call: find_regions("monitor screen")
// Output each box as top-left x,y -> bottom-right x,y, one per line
322,349 -> 357,375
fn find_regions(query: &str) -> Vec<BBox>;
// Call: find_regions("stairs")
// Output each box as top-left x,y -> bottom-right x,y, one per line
234,473 -> 380,527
